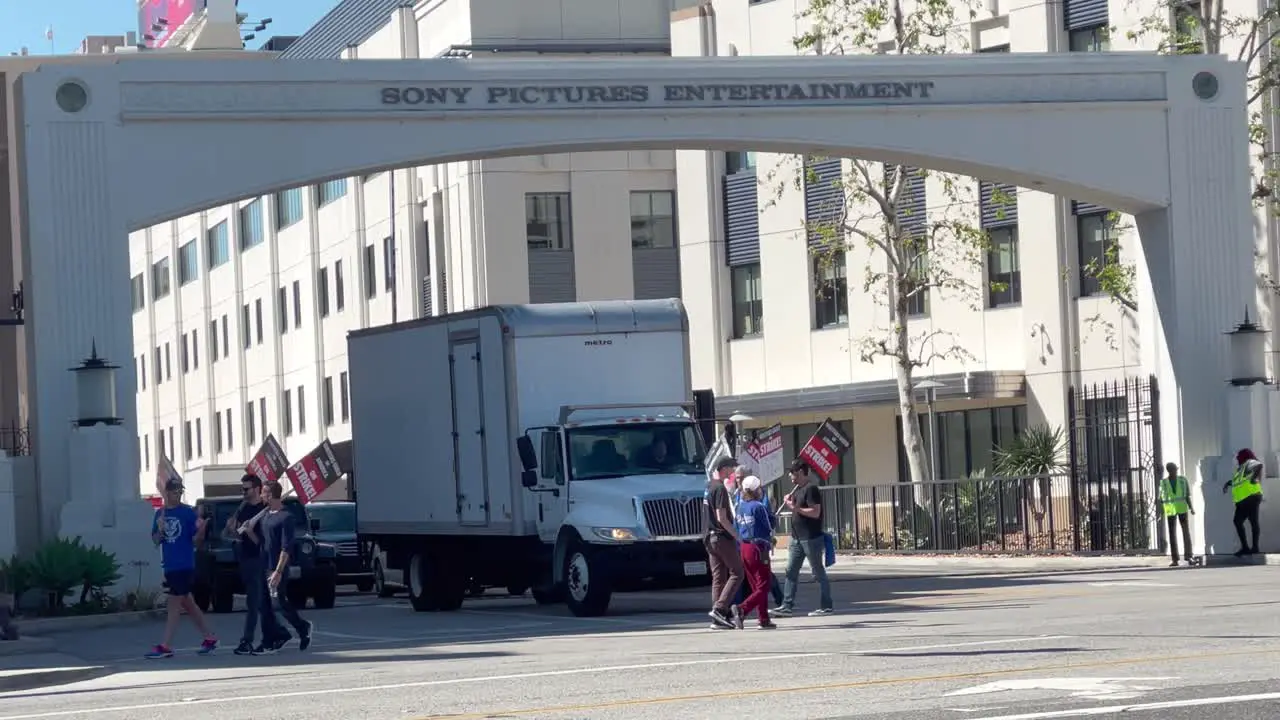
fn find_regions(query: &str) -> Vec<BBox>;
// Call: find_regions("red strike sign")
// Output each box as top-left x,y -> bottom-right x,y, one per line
797,419 -> 852,481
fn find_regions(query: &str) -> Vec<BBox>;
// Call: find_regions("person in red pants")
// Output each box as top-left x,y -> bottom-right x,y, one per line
734,476 -> 777,629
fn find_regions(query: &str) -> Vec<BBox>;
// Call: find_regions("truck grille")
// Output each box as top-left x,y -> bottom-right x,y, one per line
641,497 -> 702,538
335,541 -> 360,557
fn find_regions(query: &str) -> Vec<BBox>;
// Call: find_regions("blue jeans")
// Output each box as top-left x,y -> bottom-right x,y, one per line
239,556 -> 281,645
781,536 -> 832,611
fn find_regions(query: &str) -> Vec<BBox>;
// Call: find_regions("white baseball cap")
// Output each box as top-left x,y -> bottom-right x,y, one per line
741,476 -> 762,491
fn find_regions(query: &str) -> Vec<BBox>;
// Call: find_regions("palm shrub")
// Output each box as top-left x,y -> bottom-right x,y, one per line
27,538 -> 86,610
993,424 -> 1069,534
79,544 -> 122,606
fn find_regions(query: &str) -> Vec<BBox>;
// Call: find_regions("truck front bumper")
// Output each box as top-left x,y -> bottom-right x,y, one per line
599,539 -> 710,589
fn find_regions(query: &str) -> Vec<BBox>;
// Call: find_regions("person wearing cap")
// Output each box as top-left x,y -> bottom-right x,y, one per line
1160,462 -> 1195,567
704,456 -> 745,629
734,476 -> 777,629
1223,448 -> 1264,557
775,459 -> 833,617
147,478 -> 218,659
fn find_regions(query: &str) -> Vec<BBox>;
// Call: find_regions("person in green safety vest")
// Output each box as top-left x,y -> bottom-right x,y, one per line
1221,448 -> 1264,557
1160,462 -> 1195,567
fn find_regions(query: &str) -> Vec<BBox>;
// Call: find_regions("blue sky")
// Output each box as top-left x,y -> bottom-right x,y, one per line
0,0 -> 340,55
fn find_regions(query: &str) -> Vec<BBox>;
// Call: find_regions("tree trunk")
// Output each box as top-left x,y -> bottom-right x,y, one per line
893,317 -> 932,548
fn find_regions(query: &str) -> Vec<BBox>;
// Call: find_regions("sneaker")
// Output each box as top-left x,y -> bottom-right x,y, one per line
808,608 -> 834,617
772,606 -> 793,617
730,605 -> 745,630
251,643 -> 276,656
707,610 -> 734,629
145,645 -> 174,659
272,635 -> 293,652
758,621 -> 778,630
299,622 -> 314,651
197,637 -> 218,655
709,622 -> 730,630
233,641 -> 255,656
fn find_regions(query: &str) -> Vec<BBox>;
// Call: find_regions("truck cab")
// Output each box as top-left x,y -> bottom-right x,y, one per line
516,404 -> 710,616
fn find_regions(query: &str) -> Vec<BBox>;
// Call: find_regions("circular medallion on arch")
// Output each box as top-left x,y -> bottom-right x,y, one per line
1191,71 -> 1219,101
54,80 -> 90,113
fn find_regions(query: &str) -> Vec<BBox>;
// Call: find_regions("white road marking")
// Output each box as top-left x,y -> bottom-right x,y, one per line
968,691 -> 1280,718
1085,582 -> 1178,588
0,636 -> 1059,718
945,677 -> 1176,701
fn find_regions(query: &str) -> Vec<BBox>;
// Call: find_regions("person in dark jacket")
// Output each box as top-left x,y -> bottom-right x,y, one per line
1223,448 -> 1264,556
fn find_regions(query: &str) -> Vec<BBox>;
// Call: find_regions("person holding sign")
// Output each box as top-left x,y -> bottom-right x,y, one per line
227,473 -> 284,656
260,481 -> 315,652
774,459 -> 833,617
146,477 -> 218,659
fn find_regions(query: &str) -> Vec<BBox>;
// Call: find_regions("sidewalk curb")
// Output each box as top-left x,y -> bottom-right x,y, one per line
15,609 -> 166,636
0,637 -> 55,656
0,666 -> 112,694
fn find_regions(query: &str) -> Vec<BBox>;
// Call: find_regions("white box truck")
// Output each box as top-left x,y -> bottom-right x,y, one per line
348,299 -> 712,617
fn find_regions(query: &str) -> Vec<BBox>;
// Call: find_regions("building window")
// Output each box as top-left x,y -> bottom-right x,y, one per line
151,257 -> 171,300
339,371 -> 350,422
318,267 -> 330,318
207,220 -> 230,269
297,385 -> 307,434
239,199 -> 264,250
139,355 -> 146,390
225,409 -> 233,450
987,227 -> 1022,308
242,304 -> 251,350
730,263 -> 764,339
725,151 -> 757,175
335,260 -> 345,311
209,320 -> 219,362
143,434 -> 150,471
259,398 -> 267,439
813,254 -> 849,328
525,193 -> 572,250
383,236 -> 395,292
215,411 -> 223,452
897,405 -> 1028,482
153,347 -> 161,385
323,376 -> 335,427
275,187 -> 304,230
177,240 -> 198,286
255,299 -> 264,344
167,426 -> 175,462
1077,212 -> 1120,297
1172,3 -> 1204,53
630,191 -> 676,248
364,245 -> 377,299
180,334 -> 190,374
195,418 -> 203,457
131,274 -> 146,312
277,287 -> 289,333
183,421 -> 192,461
221,314 -> 229,357
1068,26 -> 1109,51
292,280 -> 302,328
191,329 -> 199,370
283,389 -> 293,436
164,343 -> 171,380
246,401 -> 257,446
316,178 -> 348,207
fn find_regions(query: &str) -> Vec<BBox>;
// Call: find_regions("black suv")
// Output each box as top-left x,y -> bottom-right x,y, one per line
306,501 -> 374,592
192,497 -> 339,613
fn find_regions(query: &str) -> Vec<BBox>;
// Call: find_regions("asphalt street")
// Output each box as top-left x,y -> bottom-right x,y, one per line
0,563 -> 1276,720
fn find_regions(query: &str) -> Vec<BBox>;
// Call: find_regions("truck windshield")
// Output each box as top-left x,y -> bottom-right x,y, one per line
567,422 -> 706,480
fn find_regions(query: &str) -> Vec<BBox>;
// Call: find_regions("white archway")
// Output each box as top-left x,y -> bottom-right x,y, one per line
16,52 -> 1253,548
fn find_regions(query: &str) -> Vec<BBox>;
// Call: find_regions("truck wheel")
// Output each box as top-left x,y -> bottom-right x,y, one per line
312,583 -> 337,610
212,585 -> 235,614
563,541 -> 612,617
373,559 -> 395,598
407,552 -> 441,612
429,554 -> 467,612
192,585 -> 212,613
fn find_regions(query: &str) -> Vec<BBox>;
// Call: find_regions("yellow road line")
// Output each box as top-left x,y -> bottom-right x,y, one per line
413,646 -> 1280,720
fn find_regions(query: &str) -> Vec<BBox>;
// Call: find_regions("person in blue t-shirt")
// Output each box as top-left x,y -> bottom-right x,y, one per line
146,478 -> 217,659
734,476 -> 777,629
733,469 -> 784,607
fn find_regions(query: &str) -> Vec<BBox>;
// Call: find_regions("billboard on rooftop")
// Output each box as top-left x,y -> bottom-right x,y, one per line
138,0 -> 203,48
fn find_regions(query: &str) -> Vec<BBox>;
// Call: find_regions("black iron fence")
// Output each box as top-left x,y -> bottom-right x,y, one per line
0,426 -> 30,457
776,474 -> 1157,554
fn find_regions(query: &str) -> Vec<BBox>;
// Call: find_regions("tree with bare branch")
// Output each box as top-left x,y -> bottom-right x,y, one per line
766,0 -> 995,495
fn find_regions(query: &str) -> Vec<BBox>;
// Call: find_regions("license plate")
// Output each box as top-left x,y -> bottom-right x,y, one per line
289,566 -> 301,579
683,561 -> 708,576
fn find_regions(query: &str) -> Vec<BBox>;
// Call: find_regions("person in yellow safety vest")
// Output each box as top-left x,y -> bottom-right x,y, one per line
1221,448 -> 1264,557
1160,462 -> 1195,567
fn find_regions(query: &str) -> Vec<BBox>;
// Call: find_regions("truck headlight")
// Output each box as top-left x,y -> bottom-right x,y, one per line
591,527 -> 637,542
299,540 -> 314,555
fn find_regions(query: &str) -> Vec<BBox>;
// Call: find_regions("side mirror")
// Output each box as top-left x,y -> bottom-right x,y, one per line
310,519 -> 320,533
521,469 -> 538,488
515,435 -> 537,472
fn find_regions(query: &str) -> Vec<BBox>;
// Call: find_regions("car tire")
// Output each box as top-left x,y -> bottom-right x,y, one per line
312,583 -> 337,610
373,559 -> 395,598
212,584 -> 235,614
506,585 -> 528,597
562,539 -> 612,617
356,579 -> 374,593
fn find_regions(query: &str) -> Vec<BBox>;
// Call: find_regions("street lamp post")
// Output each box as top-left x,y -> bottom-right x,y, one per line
913,379 -> 945,482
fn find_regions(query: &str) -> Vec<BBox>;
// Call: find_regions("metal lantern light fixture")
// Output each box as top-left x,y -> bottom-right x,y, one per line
69,340 -> 121,427
1226,307 -> 1269,386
